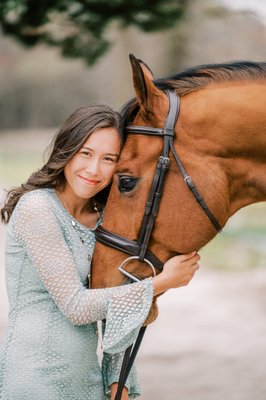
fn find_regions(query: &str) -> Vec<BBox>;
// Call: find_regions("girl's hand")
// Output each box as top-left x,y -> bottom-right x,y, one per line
110,383 -> 128,400
152,252 -> 200,296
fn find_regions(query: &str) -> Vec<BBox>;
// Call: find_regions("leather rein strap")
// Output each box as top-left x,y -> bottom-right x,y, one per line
95,90 -> 222,400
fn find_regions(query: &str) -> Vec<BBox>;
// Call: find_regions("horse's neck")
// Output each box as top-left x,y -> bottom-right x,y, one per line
180,83 -> 266,217
223,157 -> 266,216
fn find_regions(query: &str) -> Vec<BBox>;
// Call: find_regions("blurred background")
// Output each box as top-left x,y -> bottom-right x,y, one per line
0,0 -> 266,399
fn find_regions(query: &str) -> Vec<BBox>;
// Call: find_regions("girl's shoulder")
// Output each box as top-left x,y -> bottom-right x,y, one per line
17,188 -> 54,209
8,189 -> 57,233
12,189 -> 59,222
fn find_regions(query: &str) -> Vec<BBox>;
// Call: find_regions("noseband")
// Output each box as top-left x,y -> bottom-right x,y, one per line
95,90 -> 221,280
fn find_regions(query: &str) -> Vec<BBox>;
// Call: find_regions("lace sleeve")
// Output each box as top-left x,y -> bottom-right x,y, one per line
101,322 -> 141,399
11,192 -> 153,353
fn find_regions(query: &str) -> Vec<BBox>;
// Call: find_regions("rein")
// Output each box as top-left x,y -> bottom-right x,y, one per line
94,90 -> 222,400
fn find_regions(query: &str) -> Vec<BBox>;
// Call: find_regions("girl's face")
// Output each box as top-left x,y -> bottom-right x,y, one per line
64,127 -> 121,200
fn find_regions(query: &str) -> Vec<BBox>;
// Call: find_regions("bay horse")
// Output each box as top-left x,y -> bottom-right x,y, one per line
91,54 -> 266,324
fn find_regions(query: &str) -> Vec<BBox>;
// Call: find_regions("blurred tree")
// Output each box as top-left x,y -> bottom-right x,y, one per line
0,0 -> 187,65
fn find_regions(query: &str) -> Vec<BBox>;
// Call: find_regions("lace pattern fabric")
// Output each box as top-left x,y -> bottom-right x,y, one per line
102,352 -> 140,399
0,189 -> 153,399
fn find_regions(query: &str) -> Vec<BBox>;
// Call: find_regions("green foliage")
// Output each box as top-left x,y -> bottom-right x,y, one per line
0,0 -> 187,65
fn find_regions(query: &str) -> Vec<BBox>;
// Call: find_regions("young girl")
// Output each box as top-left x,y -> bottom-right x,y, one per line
0,104 -> 200,400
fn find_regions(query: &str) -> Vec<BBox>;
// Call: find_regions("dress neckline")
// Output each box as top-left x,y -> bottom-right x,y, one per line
47,188 -> 102,232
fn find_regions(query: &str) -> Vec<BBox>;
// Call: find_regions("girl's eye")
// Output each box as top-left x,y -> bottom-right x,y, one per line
104,157 -> 117,163
81,151 -> 92,156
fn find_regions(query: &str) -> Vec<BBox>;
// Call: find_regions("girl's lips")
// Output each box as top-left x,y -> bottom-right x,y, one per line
79,176 -> 100,186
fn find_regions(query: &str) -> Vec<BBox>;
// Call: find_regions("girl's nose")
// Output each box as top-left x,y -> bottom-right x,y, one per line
85,158 -> 100,175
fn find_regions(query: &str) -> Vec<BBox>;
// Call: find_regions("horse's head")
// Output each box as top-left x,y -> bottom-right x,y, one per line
91,55 -> 230,315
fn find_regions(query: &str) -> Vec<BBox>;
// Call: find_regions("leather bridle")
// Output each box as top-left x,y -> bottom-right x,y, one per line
95,90 -> 221,274
94,90 -> 222,399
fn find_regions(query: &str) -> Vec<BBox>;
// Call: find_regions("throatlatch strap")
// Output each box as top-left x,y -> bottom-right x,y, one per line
169,140 -> 222,232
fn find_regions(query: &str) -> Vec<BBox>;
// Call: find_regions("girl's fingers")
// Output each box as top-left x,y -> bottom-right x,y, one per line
182,253 -> 200,264
179,252 -> 197,261
193,263 -> 200,270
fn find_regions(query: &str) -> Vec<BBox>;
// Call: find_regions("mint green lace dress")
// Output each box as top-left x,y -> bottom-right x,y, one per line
0,188 -> 153,400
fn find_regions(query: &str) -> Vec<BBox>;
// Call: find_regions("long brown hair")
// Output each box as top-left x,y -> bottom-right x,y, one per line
1,104 -> 122,223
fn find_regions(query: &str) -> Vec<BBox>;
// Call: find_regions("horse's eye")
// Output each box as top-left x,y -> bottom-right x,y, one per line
118,176 -> 139,193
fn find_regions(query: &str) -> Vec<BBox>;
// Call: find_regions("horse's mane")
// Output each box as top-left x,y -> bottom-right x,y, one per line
121,61 -> 266,128
155,61 -> 266,96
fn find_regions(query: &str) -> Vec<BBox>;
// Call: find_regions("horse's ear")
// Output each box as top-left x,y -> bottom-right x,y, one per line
129,53 -> 164,112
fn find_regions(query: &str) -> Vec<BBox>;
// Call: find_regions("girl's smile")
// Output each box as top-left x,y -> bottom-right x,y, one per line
78,176 -> 101,186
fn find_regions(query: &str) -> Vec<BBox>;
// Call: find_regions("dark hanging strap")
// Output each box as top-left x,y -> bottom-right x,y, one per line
114,327 -> 147,400
114,345 -> 132,400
